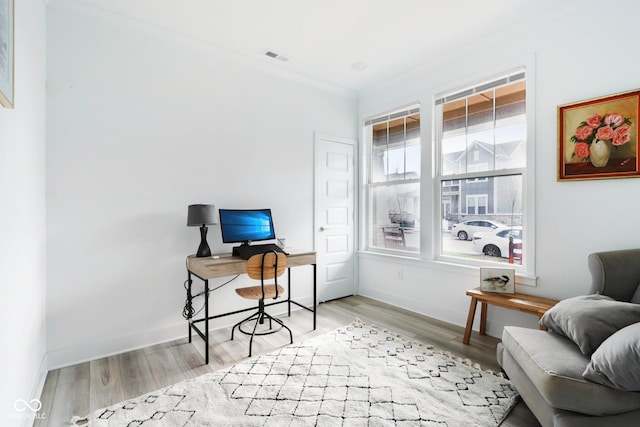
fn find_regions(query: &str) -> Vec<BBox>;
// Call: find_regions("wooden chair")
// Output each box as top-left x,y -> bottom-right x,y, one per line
231,251 -> 293,357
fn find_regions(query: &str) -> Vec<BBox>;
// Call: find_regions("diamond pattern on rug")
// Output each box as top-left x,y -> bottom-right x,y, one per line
72,320 -> 518,426
206,324 -> 517,425
92,390 -> 195,425
216,345 -> 390,422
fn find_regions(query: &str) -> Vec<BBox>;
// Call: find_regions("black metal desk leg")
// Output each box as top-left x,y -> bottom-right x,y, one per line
313,263 -> 317,330
187,272 -> 193,343
204,279 -> 209,364
287,268 -> 291,316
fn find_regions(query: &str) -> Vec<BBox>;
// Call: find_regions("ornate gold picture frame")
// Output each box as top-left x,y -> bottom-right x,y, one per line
558,89 -> 640,181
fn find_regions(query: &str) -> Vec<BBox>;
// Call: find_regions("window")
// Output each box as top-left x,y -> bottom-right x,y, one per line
466,195 -> 488,215
364,106 -> 420,253
436,70 -> 527,266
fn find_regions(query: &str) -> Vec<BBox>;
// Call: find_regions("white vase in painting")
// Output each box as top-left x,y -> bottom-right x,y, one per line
590,139 -> 611,167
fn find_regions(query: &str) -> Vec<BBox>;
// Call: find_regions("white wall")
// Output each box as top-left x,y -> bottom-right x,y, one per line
357,0 -> 640,337
46,0 -> 356,368
0,1 -> 48,425
44,0 -> 640,371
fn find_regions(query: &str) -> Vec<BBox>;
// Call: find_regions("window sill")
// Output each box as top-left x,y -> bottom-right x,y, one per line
358,249 -> 422,264
357,250 -> 537,287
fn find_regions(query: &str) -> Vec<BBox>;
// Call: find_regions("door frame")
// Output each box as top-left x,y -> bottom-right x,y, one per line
313,132 -> 358,302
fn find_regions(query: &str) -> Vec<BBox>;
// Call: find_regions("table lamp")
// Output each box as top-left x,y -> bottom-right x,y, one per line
187,204 -> 217,257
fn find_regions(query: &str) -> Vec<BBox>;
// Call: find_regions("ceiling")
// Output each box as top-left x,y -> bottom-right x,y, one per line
71,0 -> 587,93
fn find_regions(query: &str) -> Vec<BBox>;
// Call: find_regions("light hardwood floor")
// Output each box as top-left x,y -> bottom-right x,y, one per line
36,295 -> 540,426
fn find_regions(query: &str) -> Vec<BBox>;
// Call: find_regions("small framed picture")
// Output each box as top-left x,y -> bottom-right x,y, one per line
480,267 -> 515,293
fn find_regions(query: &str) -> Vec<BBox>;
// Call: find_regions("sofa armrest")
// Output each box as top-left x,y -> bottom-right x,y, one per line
588,249 -> 640,301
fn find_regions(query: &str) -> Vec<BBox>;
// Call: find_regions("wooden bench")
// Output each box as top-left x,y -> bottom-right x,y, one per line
463,287 -> 559,344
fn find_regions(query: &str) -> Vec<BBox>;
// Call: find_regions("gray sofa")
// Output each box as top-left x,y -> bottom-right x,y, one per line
497,249 -> 640,426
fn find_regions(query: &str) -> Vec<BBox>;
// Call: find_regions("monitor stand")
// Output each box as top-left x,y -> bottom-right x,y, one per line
232,243 -> 251,259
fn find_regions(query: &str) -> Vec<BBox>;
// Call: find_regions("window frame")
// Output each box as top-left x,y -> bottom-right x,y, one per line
433,67 -> 536,278
363,104 -> 421,255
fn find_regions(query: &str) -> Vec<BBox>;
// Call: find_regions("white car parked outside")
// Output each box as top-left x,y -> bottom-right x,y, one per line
472,226 -> 522,260
451,220 -> 506,241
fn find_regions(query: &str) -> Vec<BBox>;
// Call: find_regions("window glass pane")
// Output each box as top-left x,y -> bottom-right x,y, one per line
466,128 -> 494,173
443,98 -> 466,133
371,115 -> 420,183
438,74 -> 527,268
366,106 -> 420,254
468,90 -> 494,128
386,146 -> 404,178
406,113 -> 420,139
440,78 -> 526,176
369,183 -> 420,252
441,133 -> 466,175
385,143 -> 420,180
496,81 -> 525,122
441,174 -> 522,264
495,122 -> 526,169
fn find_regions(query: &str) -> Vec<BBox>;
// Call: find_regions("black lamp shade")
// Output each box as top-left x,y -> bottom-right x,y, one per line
187,204 -> 217,226
187,204 -> 217,257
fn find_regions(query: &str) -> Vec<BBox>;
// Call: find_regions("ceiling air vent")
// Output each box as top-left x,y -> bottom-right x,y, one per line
263,50 -> 289,62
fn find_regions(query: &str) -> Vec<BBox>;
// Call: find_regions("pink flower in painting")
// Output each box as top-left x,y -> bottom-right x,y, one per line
571,110 -> 633,160
595,125 -> 615,141
574,142 -> 590,158
613,124 -> 631,146
587,114 -> 603,128
575,126 -> 594,140
605,113 -> 625,128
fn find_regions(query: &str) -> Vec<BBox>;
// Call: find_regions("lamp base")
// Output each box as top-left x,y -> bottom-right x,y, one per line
196,225 -> 212,257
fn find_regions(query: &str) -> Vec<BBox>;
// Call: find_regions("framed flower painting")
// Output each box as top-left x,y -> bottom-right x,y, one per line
558,89 -> 640,181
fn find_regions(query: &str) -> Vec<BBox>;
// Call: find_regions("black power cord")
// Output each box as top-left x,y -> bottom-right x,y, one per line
182,273 -> 240,320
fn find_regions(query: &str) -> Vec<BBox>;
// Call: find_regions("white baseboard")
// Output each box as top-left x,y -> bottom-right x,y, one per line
47,322 -> 188,371
46,295 -> 314,371
358,287 -> 471,332
358,287 -> 536,340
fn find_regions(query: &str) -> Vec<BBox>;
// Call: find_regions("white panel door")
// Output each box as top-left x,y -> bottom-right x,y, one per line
314,134 -> 356,302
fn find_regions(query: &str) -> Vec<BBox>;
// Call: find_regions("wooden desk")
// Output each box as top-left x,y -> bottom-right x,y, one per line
463,287 -> 558,345
186,249 -> 316,363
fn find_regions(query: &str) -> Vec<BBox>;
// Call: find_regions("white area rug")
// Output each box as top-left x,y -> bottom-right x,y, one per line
72,319 -> 518,426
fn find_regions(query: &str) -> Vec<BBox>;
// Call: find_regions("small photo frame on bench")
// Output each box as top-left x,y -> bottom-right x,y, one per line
480,267 -> 515,293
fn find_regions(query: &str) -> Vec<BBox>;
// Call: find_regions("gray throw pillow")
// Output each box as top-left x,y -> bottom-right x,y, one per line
583,322 -> 640,391
539,294 -> 640,355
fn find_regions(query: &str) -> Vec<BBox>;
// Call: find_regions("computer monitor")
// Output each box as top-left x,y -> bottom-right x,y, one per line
218,209 -> 276,245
